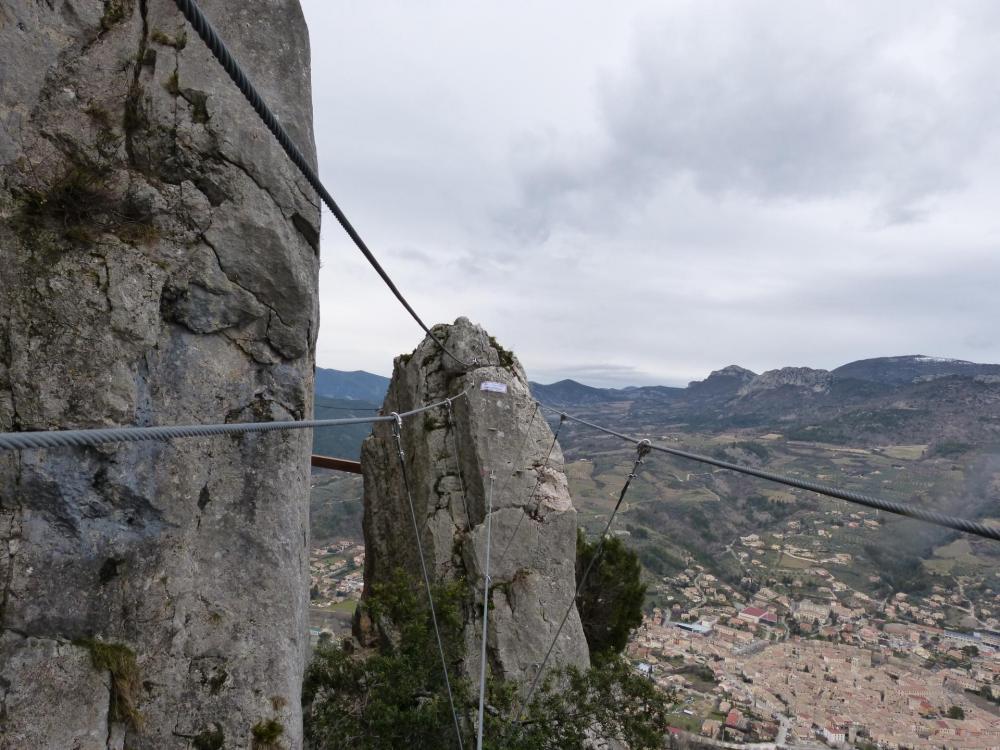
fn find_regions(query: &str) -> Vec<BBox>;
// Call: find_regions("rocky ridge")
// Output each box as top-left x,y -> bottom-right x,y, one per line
1,1 -> 318,747
355,318 -> 590,687
738,366 -> 833,397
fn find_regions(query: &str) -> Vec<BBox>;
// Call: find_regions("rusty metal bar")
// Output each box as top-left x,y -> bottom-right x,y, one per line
310,454 -> 363,474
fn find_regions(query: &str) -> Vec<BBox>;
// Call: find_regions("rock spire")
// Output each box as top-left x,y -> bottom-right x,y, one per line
355,318 -> 590,687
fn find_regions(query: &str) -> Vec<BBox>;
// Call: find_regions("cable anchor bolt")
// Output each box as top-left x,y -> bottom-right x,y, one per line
636,439 -> 652,461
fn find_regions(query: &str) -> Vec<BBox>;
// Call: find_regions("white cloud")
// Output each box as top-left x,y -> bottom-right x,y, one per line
300,0 -> 1000,386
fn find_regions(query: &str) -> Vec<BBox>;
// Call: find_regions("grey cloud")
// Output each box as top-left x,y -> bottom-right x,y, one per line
529,362 -> 665,389
300,1 -> 1000,388
505,1 -> 1000,240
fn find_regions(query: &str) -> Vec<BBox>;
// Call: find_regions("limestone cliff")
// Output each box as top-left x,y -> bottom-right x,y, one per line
356,318 -> 590,689
738,367 -> 833,396
0,1 -> 319,747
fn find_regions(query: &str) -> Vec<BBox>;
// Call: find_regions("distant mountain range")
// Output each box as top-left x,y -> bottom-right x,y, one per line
531,355 -> 1000,603
531,355 -> 1000,447
315,368 -> 390,403
530,355 -> 1000,408
312,357 -> 1000,599
312,355 -> 1000,456
315,356 -> 1000,413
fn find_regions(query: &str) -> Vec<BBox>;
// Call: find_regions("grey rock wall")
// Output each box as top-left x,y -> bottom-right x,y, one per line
0,1 -> 319,747
356,318 -> 590,691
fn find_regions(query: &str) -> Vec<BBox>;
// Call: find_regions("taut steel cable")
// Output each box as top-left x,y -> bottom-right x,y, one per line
540,405 -> 1000,543
390,414 -> 466,750
0,391 -> 471,453
170,0 -> 469,367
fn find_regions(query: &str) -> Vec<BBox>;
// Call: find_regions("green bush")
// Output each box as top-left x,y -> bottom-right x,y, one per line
303,568 -> 672,749
576,531 -> 647,657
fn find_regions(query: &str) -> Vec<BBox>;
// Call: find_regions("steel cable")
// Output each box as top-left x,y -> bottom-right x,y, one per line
539,405 -> 1000,543
0,415 -> 391,451
0,391 -> 470,453
390,414 -> 466,750
475,470 -> 496,750
170,0 -> 469,367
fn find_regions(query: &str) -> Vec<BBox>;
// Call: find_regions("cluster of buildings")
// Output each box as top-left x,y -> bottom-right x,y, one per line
740,640 -> 1000,749
630,538 -> 999,750
309,540 -> 365,606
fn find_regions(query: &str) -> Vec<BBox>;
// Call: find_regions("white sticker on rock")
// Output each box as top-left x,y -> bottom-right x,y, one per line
480,381 -> 508,394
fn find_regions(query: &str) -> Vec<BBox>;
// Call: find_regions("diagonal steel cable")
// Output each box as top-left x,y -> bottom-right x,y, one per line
389,414 -> 465,750
170,0 -> 469,366
505,440 -> 652,739
475,469 -> 496,750
537,404 -> 1000,543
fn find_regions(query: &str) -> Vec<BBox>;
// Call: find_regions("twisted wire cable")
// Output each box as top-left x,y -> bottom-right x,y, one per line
393,387 -> 471,420
540,405 -> 1000,543
0,415 -> 391,451
170,0 -> 469,366
0,390 -> 471,453
475,470 -> 496,750
390,414 -> 466,750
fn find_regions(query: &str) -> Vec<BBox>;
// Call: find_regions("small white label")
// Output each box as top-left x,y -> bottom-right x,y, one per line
480,381 -> 508,394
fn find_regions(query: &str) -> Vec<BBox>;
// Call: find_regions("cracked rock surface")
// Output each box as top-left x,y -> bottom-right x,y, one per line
0,1 -> 319,747
355,318 -> 590,688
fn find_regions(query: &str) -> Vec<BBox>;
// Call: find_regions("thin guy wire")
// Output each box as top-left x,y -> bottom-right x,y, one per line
506,440 -> 652,738
445,398 -> 473,530
170,0 -> 469,367
495,412 -> 562,567
476,470 -> 496,750
390,415 -> 465,750
0,391 -> 471,453
538,404 -> 1000,543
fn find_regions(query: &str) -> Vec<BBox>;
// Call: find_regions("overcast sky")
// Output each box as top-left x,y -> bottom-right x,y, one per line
299,1 -> 1000,388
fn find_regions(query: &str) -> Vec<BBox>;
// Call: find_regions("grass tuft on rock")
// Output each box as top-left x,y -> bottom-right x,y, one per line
251,718 -> 284,748
75,638 -> 142,730
101,0 -> 134,30
489,335 -> 516,369
193,726 -> 225,750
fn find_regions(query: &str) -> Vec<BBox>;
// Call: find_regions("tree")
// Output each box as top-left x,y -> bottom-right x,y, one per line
303,572 -> 468,749
303,568 -> 674,749
947,706 -> 965,720
576,530 -> 647,657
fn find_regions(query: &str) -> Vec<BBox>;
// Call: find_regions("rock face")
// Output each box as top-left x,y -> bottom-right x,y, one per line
687,365 -> 757,399
356,318 -> 590,688
739,367 -> 833,397
1,2 -> 319,747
